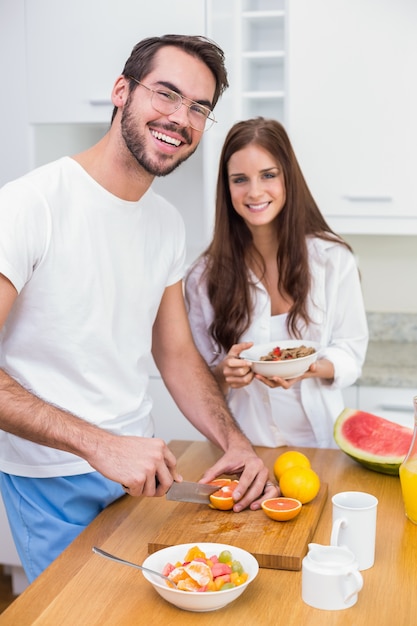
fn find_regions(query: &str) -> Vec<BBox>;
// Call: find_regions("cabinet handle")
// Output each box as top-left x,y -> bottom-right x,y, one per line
89,99 -> 112,106
342,195 -> 393,202
377,404 -> 414,413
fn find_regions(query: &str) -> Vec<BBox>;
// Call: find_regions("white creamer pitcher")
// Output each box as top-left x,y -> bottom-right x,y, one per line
302,543 -> 363,610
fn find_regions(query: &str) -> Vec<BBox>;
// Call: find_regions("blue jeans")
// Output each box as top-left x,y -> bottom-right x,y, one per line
0,472 -> 124,582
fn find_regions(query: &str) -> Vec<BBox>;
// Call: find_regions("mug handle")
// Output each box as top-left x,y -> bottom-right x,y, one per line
331,516 -> 348,546
344,568 -> 364,603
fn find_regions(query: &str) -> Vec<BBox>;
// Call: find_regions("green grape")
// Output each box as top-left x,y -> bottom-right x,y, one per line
231,560 -> 244,574
218,550 -> 233,563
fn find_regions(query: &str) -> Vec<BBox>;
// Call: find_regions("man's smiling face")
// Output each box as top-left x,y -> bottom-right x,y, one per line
120,46 -> 216,177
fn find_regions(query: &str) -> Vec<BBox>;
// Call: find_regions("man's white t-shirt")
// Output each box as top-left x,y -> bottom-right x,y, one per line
0,157 -> 186,477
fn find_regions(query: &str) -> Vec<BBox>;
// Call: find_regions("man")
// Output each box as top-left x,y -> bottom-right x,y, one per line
0,34 -> 276,582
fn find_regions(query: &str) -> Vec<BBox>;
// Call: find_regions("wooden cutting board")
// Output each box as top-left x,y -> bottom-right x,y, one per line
148,483 -> 327,571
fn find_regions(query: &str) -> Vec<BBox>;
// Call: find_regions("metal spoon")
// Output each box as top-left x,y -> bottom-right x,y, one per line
92,546 -> 177,588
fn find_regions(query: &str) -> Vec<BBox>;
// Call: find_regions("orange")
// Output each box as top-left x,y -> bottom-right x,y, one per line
184,561 -> 213,586
177,577 -> 201,591
273,450 -> 311,481
279,466 -> 320,504
209,479 -> 239,510
184,545 -> 206,562
261,497 -> 302,521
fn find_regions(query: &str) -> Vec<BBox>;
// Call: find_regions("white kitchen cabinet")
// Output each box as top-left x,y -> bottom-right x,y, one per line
0,0 -> 31,187
341,385 -> 358,409
340,385 -> 415,428
0,496 -> 29,594
148,377 -> 207,443
357,386 -> 415,428
146,356 -> 207,442
25,0 -> 206,124
287,0 -> 417,235
207,0 -> 286,124
204,0 -> 288,234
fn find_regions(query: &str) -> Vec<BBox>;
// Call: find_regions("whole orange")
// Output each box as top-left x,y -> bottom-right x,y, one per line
279,466 -> 320,504
273,450 -> 311,481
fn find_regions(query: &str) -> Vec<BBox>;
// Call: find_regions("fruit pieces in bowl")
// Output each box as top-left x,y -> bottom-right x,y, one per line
163,544 -> 248,592
142,543 -> 259,612
240,339 -> 319,379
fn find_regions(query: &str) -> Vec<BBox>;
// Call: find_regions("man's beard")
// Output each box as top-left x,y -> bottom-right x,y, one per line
120,101 -> 197,177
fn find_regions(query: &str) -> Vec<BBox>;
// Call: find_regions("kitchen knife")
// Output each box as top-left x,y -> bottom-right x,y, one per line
166,481 -> 219,504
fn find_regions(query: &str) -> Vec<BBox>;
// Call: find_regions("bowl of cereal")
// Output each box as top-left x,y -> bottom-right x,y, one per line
240,340 -> 319,379
142,542 -> 259,612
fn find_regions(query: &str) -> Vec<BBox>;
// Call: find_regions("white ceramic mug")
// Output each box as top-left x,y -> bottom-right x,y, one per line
331,491 -> 378,571
302,543 -> 363,610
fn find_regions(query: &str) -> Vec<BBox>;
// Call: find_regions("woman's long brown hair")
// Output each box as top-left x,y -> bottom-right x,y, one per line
189,117 -> 352,353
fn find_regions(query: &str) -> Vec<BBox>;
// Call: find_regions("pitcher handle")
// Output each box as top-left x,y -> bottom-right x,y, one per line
344,568 -> 363,603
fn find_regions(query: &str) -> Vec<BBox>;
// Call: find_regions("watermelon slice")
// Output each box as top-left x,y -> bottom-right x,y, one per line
334,408 -> 414,476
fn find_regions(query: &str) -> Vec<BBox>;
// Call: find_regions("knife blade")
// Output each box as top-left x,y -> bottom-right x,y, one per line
166,481 -> 219,504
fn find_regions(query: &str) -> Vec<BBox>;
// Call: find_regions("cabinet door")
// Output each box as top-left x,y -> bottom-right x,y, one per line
287,0 -> 417,234
148,377 -> 207,443
342,385 -> 358,409
358,386 -> 415,428
25,0 -> 205,123
204,0 -> 288,235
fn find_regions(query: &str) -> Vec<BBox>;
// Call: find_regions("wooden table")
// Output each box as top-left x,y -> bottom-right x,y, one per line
1,441 -> 417,625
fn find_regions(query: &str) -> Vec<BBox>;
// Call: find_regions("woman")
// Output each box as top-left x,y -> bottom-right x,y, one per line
185,117 -> 368,448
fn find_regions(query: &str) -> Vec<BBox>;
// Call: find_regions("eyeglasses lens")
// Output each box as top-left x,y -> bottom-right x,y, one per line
151,89 -> 214,132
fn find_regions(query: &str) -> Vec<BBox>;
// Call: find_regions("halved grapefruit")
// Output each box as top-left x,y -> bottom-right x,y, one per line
261,497 -> 302,521
208,479 -> 239,510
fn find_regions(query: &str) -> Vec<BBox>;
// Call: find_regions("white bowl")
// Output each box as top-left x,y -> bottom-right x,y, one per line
240,340 -> 319,379
142,542 -> 259,612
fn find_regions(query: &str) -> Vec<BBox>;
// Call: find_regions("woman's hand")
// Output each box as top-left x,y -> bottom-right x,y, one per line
255,357 -> 335,389
214,342 -> 255,390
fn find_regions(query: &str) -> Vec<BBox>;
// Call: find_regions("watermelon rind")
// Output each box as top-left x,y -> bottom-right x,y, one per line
334,408 -> 414,476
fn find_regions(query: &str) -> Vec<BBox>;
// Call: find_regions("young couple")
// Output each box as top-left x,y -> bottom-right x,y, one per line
0,33 -> 367,582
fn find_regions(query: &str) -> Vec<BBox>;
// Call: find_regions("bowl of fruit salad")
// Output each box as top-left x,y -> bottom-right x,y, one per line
240,339 -> 319,379
142,542 -> 259,612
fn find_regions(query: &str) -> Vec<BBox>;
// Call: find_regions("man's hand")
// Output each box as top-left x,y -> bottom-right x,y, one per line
87,433 -> 182,497
198,436 -> 279,512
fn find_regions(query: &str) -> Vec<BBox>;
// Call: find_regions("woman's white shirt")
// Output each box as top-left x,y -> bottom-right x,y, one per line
185,237 -> 369,448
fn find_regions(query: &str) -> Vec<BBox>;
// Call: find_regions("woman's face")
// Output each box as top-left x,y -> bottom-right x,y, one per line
227,144 -> 286,232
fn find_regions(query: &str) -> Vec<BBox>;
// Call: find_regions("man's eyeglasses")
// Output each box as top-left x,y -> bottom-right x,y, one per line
127,76 -> 216,132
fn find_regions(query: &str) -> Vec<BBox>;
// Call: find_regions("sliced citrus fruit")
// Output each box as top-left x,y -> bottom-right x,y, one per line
208,478 -> 233,487
261,497 -> 302,521
177,577 -> 201,591
279,466 -> 320,504
209,479 -> 239,510
273,450 -> 311,481
184,561 -> 213,586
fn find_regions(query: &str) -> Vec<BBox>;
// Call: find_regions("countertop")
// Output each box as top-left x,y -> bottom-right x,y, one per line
2,440 -> 417,625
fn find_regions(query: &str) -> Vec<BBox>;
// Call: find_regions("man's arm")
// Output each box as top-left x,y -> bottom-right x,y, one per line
152,281 -> 277,511
0,273 -> 179,496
